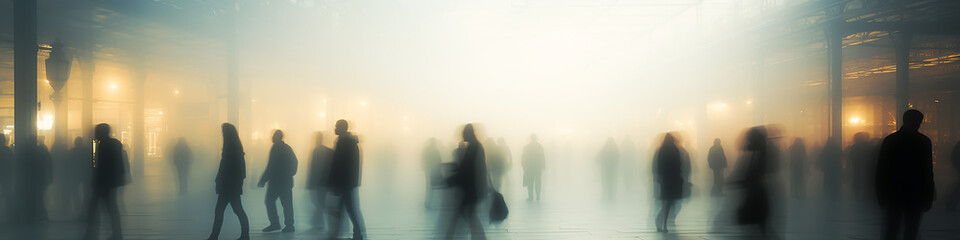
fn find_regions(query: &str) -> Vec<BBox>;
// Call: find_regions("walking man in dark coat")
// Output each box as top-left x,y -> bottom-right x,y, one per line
328,119 -> 366,240
84,123 -> 127,240
876,110 -> 936,240
259,130 -> 298,233
707,138 -> 727,196
522,134 -> 545,201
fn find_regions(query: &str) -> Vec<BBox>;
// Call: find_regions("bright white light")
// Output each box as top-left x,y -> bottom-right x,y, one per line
158,111 -> 163,115
109,83 -> 118,90
359,101 -> 367,107
318,112 -> 326,118
173,90 -> 180,94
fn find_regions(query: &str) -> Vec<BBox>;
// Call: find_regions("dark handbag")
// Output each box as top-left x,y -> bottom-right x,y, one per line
489,191 -> 508,223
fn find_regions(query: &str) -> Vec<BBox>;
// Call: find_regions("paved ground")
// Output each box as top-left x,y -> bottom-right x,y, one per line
2,165 -> 959,240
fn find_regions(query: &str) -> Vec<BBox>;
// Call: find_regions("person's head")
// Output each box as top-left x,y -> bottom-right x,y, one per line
497,137 -> 506,145
272,129 -> 284,143
222,123 -> 239,142
74,137 -> 84,147
745,127 -> 767,151
95,123 -> 111,140
713,138 -> 721,145
530,134 -> 538,142
427,138 -> 437,147
854,132 -> 870,143
901,109 -> 923,132
177,137 -> 186,145
315,132 -> 324,145
793,137 -> 804,146
462,124 -> 477,142
335,119 -> 349,135
662,133 -> 676,147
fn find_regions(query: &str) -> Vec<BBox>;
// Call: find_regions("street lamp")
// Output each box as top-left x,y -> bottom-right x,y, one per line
45,41 -> 71,152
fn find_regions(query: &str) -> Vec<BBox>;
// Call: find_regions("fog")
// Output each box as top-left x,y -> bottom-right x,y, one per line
2,0 -> 960,239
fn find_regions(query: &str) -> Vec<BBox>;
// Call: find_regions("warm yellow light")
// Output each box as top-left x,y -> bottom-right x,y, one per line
318,112 -> 326,118
173,90 -> 180,94
109,83 -> 118,90
359,101 -> 367,107
849,117 -> 866,125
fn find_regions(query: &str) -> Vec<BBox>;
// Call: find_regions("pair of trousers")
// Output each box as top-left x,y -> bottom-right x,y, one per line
84,187 -> 121,239
265,186 -> 294,226
329,188 -> 366,239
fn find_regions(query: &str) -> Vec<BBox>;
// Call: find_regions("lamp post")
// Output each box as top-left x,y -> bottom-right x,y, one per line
45,41 -> 71,152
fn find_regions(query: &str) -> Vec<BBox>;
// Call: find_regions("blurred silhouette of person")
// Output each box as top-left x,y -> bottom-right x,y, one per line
522,134 -> 545,201
707,138 -> 728,196
327,119 -> 366,240
498,138 -> 512,186
207,123 -> 250,240
258,130 -> 298,233
732,127 -> 775,238
788,138 -> 807,198
63,137 -> 92,219
170,137 -> 193,195
444,124 -> 487,240
23,135 -> 52,222
83,124 -> 126,240
0,134 -> 12,217
485,138 -> 506,191
306,132 -> 333,229
818,137 -> 842,199
947,141 -> 960,212
422,138 -> 442,209
653,133 -> 685,232
876,110 -> 935,240
847,132 -> 874,200
598,137 -> 620,200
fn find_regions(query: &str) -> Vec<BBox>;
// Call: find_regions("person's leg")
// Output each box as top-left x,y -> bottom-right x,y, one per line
903,209 -> 923,240
344,188 -> 366,239
464,204 -> 486,240
311,189 -> 326,229
177,167 -> 188,195
535,173 -> 543,201
659,200 -> 674,232
83,189 -> 102,240
208,196 -> 228,239
279,187 -> 295,230
526,173 -> 534,200
105,188 -> 123,239
881,207 -> 902,240
327,192 -> 345,239
228,195 -> 251,239
264,186 -> 281,229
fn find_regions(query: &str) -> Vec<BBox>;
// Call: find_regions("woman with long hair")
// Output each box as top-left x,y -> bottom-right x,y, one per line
207,123 -> 251,240
654,133 -> 685,232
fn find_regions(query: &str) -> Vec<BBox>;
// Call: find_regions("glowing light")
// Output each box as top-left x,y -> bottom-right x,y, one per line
38,114 -> 53,130
359,101 -> 367,107
318,112 -> 326,118
109,83 -> 118,90
173,90 -> 180,94
708,102 -> 728,111
746,100 -> 753,105
849,117 -> 866,125
158,111 -> 163,115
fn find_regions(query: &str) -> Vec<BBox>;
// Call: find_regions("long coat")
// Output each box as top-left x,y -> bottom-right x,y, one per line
328,133 -> 361,192
654,144 -> 684,200
876,130 -> 935,209
93,138 -> 126,189
450,141 -> 487,204
216,146 -> 246,196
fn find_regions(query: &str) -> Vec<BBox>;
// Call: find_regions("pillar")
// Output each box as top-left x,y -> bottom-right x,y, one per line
80,56 -> 94,141
894,30 -> 912,128
827,28 -> 843,139
14,0 -> 38,157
